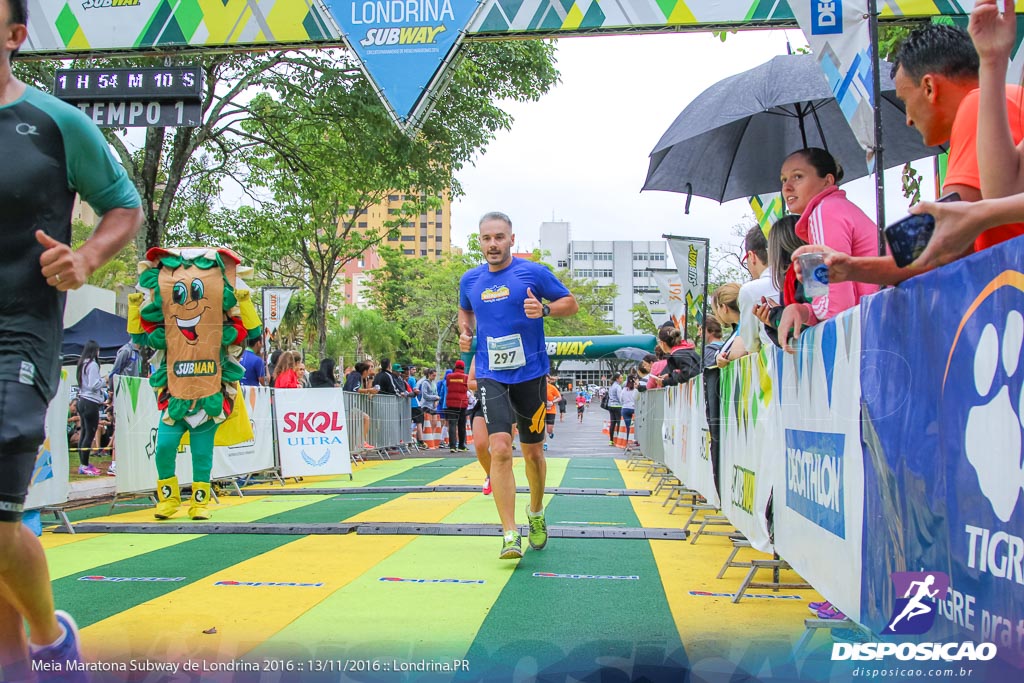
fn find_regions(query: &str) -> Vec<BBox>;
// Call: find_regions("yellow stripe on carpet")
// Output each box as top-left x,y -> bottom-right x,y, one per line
81,534 -> 414,663
615,460 -> 821,658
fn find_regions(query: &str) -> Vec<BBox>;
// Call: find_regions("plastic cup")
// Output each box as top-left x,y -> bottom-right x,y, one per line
797,252 -> 830,298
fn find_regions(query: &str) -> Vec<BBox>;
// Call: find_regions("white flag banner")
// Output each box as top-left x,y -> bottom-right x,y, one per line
262,288 -> 296,335
665,236 -> 708,328
25,372 -> 71,510
640,286 -> 668,321
650,269 -> 684,329
275,388 -> 352,478
790,1 -> 875,163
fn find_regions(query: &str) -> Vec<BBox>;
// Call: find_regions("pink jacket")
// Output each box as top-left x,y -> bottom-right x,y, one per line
795,186 -> 880,324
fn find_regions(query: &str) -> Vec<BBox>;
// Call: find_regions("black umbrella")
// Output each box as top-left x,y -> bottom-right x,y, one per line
613,347 -> 652,362
643,54 -> 943,204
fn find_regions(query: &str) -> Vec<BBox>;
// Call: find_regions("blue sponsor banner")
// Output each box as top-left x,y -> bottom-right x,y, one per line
860,235 -> 1024,669
784,429 -> 845,538
324,0 -> 483,125
810,0 -> 844,36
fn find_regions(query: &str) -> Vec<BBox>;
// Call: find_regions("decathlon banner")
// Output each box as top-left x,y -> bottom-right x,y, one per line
25,372 -> 71,511
113,377 -> 274,494
774,308 -> 864,623
665,236 -> 709,328
859,237 -> 1024,662
718,347 -> 780,553
683,375 -> 720,509
275,388 -> 352,478
262,287 -> 296,335
650,268 -> 684,330
326,0 -> 486,127
790,1 -> 876,162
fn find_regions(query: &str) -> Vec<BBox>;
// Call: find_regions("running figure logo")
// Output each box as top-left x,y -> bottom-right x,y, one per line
882,571 -> 950,635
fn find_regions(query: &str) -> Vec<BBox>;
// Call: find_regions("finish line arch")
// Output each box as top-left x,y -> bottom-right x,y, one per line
21,2 -> 989,58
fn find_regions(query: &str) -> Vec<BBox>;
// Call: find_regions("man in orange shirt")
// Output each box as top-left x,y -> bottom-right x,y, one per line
790,23 -> 1024,286
543,375 -> 561,451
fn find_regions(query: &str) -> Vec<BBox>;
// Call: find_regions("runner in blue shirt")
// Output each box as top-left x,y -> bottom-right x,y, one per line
459,211 -> 578,559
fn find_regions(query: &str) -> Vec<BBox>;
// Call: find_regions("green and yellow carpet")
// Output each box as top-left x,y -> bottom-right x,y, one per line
41,457 -> 826,681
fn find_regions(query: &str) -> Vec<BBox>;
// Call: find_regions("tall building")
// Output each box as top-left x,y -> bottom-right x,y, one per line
341,191 -> 452,306
538,221 -> 670,335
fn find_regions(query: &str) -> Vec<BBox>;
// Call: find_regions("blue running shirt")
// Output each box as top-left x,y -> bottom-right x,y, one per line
459,258 -> 570,383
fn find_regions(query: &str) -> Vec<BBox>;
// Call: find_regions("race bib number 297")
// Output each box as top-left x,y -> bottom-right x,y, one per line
487,334 -> 526,370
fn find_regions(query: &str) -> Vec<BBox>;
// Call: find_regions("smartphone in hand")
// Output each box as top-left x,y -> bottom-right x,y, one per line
885,192 -> 960,268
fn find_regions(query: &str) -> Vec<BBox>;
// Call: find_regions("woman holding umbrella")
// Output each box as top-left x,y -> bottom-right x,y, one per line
775,148 -> 880,353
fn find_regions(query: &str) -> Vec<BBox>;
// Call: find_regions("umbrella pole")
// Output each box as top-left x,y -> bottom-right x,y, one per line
868,0 -> 887,255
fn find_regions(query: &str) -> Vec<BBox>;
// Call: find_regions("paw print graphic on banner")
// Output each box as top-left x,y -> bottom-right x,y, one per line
965,311 -> 1024,523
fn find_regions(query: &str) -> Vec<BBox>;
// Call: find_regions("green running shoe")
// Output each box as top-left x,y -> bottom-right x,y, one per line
500,532 -> 523,560
527,507 -> 548,550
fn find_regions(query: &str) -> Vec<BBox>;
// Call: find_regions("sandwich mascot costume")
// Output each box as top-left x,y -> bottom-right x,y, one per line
126,247 -> 262,520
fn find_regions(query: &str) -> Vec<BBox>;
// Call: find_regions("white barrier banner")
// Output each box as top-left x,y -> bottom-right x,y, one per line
114,377 -> 275,494
684,375 -> 720,509
719,346 -> 781,553
775,308 -> 864,622
275,388 -> 352,478
26,372 -> 71,510
661,383 -> 685,475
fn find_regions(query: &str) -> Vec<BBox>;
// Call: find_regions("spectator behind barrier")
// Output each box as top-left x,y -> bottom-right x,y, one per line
711,283 -> 742,369
775,147 -> 880,353
906,3 -> 1024,264
754,215 -> 807,348
273,351 -> 300,389
656,326 -> 701,387
309,358 -> 338,388
735,225 -> 778,357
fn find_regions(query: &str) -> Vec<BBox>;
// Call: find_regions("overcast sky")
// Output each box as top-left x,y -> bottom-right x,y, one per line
449,29 -> 939,257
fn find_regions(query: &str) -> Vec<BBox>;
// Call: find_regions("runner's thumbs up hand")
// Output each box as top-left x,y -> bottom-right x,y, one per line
524,287 -> 544,319
459,321 -> 473,352
37,230 -> 86,291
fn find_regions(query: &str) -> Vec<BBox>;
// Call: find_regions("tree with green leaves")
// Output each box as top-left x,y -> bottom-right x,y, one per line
202,43 -> 558,359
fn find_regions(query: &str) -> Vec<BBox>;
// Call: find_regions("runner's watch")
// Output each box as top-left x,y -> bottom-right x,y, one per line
542,304 -> 551,317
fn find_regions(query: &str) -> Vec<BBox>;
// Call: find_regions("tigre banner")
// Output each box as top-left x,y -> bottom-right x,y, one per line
859,237 -> 1024,667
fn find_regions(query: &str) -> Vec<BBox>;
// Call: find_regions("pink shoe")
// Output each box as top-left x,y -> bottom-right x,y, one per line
817,604 -> 847,620
482,477 -> 492,496
808,600 -> 830,613
77,465 -> 99,476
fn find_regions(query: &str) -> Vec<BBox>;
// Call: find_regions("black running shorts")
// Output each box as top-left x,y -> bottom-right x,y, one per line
478,375 -> 547,444
0,381 -> 48,522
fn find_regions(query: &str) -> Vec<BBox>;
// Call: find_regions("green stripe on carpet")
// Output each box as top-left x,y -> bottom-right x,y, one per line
458,457 -> 688,680
249,536 -> 518,662
50,459 -> 471,627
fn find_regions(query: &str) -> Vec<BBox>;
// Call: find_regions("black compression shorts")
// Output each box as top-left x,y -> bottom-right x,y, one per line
478,375 -> 547,444
0,381 -> 48,522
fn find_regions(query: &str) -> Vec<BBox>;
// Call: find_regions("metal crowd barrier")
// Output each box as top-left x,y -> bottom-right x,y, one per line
634,388 -> 666,466
343,392 -> 414,460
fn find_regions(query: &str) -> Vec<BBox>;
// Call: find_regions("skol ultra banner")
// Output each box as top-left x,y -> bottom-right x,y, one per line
665,236 -> 709,328
262,287 -> 296,335
275,388 -> 353,477
859,236 -> 1024,670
